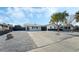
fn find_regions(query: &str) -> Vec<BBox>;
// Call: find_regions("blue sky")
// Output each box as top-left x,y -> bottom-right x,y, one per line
0,7 -> 79,25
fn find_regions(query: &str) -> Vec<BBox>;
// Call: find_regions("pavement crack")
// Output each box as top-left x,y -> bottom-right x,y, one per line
55,36 -> 73,43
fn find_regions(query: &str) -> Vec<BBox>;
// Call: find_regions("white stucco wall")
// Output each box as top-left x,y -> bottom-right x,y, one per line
2,26 -> 10,31
28,26 -> 41,31
24,25 -> 41,31
25,26 -> 27,30
47,24 -> 55,30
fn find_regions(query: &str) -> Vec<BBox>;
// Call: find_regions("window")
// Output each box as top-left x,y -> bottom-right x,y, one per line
32,26 -> 38,29
36,27 -> 38,29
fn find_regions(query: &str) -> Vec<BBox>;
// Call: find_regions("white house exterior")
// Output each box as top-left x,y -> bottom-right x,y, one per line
2,24 -> 10,31
24,24 -> 41,31
47,24 -> 58,30
0,23 -> 13,31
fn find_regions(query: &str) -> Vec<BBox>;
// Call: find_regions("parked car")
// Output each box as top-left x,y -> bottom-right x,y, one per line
13,25 -> 25,31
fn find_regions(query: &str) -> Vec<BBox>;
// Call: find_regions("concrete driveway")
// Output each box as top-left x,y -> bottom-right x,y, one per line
0,31 -> 37,52
0,31 -> 79,52
28,31 -> 79,52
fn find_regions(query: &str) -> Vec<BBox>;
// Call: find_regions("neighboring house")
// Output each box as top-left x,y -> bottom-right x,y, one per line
47,23 -> 61,31
62,23 -> 74,31
0,24 -> 9,31
24,24 -> 41,31
47,23 -> 72,31
47,24 -> 56,30
72,23 -> 79,31
0,23 -> 12,35
0,23 -> 13,31
2,24 -> 9,31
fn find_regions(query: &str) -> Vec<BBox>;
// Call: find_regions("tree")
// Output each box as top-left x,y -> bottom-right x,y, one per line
50,11 -> 69,32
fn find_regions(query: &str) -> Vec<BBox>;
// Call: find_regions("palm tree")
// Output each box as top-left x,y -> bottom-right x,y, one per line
50,11 -> 69,32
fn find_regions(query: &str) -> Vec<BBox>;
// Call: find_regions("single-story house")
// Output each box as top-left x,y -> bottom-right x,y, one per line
0,24 -> 9,31
24,24 -> 47,31
47,24 -> 57,31
46,23 -> 74,31
0,23 -> 13,31
0,23 -> 13,35
24,24 -> 42,31
62,24 -> 74,31
46,23 -> 64,31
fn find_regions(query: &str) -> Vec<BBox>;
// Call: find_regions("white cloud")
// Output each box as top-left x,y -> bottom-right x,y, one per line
7,7 -> 26,19
0,7 -> 58,25
22,7 -> 58,20
0,15 -> 4,23
0,19 -> 3,23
